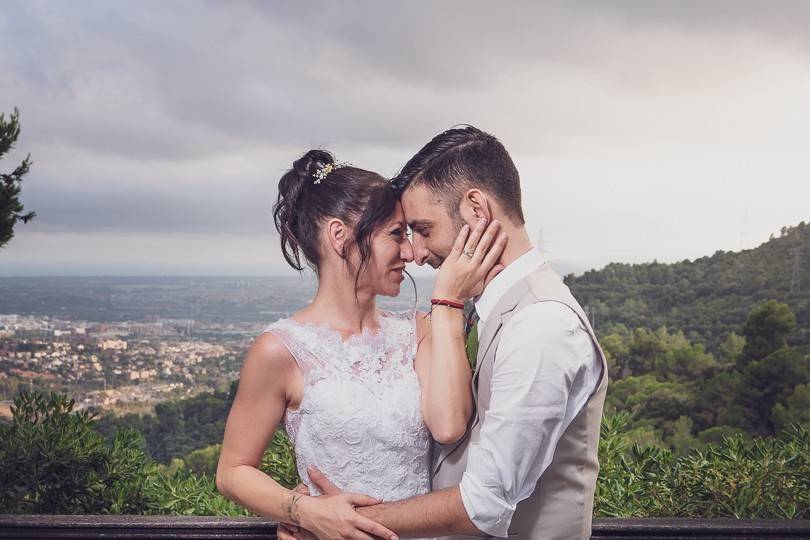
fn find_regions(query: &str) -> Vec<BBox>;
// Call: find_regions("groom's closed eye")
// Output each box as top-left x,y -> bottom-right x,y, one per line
410,224 -> 431,238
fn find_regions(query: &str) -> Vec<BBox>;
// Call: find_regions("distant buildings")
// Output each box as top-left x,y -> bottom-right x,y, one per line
0,314 -> 258,411
100,339 -> 128,351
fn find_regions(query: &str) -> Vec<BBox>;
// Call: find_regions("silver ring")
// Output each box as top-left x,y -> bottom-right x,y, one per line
463,250 -> 474,258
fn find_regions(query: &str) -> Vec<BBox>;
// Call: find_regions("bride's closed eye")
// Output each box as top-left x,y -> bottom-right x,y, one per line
390,227 -> 410,239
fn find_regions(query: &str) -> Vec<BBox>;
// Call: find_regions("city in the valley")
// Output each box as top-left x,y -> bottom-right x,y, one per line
0,313 -> 263,415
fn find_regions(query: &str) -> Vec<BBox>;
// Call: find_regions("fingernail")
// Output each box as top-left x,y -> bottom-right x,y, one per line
391,536 -> 399,540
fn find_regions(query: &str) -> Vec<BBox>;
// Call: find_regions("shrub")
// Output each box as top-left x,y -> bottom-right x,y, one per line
595,413 -> 810,519
4,391 -> 808,519
0,391 -> 300,516
0,391 -> 154,513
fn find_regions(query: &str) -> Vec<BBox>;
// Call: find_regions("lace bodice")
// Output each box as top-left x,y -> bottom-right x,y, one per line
264,310 -> 432,501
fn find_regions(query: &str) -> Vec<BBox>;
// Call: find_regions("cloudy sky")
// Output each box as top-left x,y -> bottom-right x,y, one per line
1,1 -> 809,276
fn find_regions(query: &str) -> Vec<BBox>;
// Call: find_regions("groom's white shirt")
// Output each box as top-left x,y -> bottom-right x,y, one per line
458,247 -> 603,537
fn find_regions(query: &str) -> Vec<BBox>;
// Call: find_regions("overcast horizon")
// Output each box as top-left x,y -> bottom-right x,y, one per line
2,1 -> 809,277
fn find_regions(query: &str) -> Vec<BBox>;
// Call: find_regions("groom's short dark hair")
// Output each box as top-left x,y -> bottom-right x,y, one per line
392,125 -> 525,224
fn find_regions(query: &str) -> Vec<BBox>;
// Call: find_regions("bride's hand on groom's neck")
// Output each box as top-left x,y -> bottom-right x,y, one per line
483,262 -> 505,290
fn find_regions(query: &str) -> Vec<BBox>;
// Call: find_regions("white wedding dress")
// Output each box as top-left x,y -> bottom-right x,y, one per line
264,310 -> 432,501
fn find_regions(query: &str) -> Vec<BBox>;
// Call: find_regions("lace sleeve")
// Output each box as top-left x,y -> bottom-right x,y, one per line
263,320 -> 326,384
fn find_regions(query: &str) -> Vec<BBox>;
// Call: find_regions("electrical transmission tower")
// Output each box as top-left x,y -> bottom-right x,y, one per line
789,248 -> 803,294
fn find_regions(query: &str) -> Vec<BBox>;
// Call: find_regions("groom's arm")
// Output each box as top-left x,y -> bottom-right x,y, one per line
357,486 -> 481,538
305,467 -> 481,538
357,303 -> 602,539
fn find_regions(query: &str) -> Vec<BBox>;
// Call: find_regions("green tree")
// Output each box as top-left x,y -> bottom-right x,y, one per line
626,327 -> 668,374
772,383 -> 810,431
668,416 -> 699,456
738,347 -> 810,435
656,339 -> 718,381
696,425 -> 748,446
693,371 -> 741,431
608,375 -> 694,423
0,107 -> 35,249
718,332 -> 745,367
97,389 -> 232,464
740,300 -> 796,364
599,328 -> 630,378
184,444 -> 222,475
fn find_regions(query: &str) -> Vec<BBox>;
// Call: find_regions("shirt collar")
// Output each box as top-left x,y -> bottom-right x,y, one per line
474,247 -> 544,326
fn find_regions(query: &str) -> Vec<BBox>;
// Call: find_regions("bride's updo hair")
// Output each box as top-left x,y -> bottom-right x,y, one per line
273,149 -> 399,277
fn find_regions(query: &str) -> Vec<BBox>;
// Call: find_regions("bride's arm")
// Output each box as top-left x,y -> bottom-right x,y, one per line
414,308 -> 471,445
216,332 -> 308,519
216,334 -> 397,540
414,219 -> 507,445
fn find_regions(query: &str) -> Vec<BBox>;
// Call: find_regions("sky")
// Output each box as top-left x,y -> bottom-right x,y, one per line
1,1 -> 809,276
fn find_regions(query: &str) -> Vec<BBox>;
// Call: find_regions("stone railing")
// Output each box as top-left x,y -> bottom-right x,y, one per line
1,515 -> 809,539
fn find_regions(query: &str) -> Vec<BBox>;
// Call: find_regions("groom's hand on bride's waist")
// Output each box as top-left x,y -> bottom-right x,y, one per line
276,465 -> 394,540
307,465 -> 343,496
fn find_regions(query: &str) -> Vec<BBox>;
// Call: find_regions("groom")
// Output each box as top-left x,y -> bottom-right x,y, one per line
296,125 -> 607,540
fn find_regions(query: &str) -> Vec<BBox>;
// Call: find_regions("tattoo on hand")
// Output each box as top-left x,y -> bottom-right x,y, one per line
284,493 -> 303,525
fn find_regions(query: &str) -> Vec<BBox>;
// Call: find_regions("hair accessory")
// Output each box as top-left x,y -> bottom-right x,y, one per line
312,161 -> 349,184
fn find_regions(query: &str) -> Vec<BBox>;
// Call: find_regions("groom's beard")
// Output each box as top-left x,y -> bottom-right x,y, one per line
431,217 -> 469,269
427,254 -> 445,269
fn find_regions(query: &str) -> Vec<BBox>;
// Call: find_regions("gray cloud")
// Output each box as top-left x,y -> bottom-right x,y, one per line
5,1 -> 810,159
1,0 -> 809,273
22,180 -> 273,235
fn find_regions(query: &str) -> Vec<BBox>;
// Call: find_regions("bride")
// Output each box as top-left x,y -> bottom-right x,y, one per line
216,150 -> 505,539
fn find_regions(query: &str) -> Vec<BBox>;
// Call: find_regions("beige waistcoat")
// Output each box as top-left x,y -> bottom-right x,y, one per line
433,263 -> 608,540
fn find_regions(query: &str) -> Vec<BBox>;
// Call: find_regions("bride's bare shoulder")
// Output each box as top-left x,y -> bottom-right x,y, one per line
240,331 -> 297,379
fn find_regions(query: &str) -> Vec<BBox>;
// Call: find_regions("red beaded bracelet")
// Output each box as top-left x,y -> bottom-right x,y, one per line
430,298 -> 465,310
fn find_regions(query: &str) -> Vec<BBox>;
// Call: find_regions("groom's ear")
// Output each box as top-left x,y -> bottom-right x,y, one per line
325,218 -> 348,258
459,188 -> 491,226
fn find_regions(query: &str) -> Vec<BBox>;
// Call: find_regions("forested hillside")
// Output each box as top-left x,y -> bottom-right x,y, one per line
560,222 -> 810,447
566,221 -> 810,351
